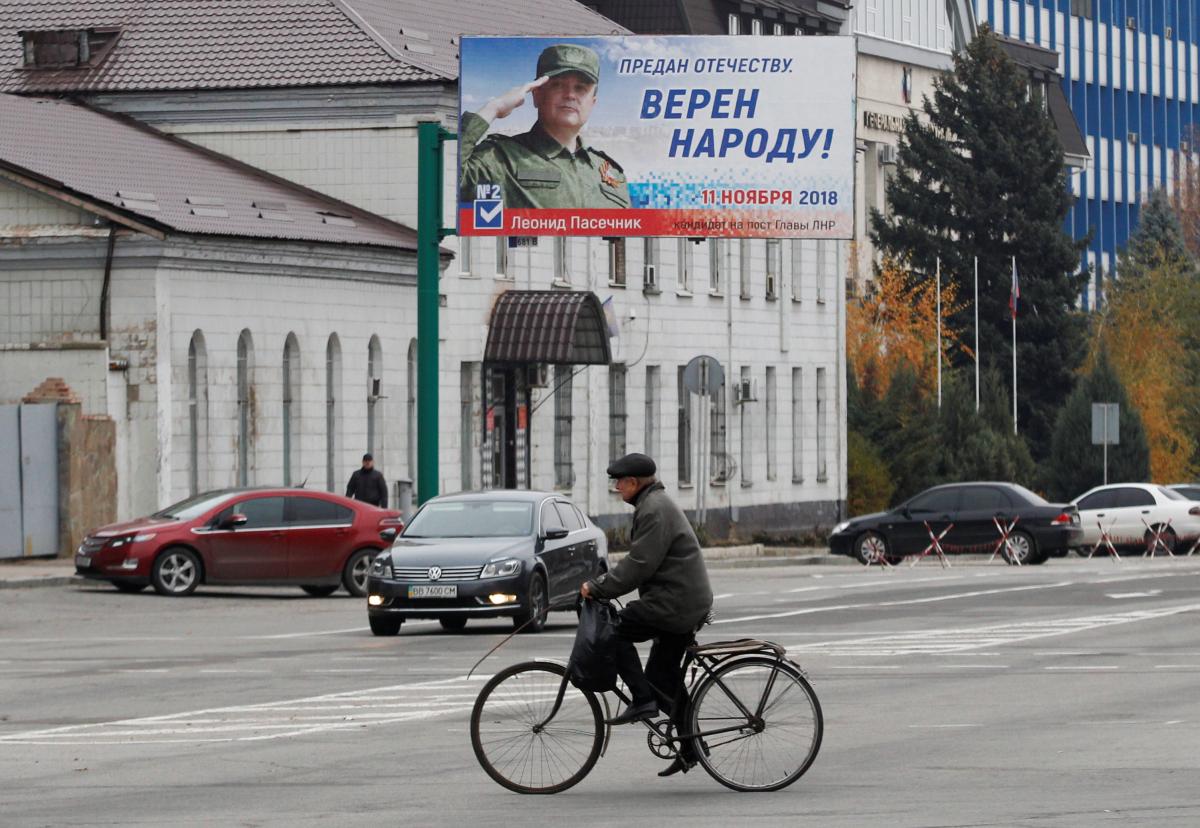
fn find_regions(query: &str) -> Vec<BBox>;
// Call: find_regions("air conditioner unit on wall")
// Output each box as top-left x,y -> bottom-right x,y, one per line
735,378 -> 758,404
879,144 -> 898,166
643,264 -> 658,292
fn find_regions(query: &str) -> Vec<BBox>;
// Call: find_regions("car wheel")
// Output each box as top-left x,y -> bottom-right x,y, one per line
439,617 -> 468,632
853,531 -> 893,566
369,616 -> 403,636
1004,530 -> 1042,565
513,573 -> 548,634
301,585 -> 339,597
112,581 -> 147,594
342,548 -> 377,598
151,547 -> 202,596
1144,525 -> 1178,556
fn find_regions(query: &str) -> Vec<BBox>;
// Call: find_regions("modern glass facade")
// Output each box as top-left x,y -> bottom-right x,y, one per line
976,1 -> 1200,307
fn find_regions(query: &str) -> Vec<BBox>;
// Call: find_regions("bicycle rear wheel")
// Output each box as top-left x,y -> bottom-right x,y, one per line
470,661 -> 604,794
689,656 -> 823,792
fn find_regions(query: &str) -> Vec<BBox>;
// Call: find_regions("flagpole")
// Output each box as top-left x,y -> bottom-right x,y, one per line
936,257 -> 942,410
974,256 -> 979,412
1011,256 -> 1018,436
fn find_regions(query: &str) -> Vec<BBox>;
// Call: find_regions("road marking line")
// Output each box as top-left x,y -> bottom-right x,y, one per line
244,627 -> 368,640
1106,590 -> 1163,599
907,724 -> 980,728
1044,666 -> 1120,670
940,664 -> 1008,669
1153,664 -> 1200,669
827,665 -> 901,669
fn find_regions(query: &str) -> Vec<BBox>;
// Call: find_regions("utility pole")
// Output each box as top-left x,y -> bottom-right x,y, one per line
416,121 -> 456,505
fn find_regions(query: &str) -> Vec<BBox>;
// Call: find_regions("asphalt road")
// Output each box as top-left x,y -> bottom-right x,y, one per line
2,557 -> 1199,827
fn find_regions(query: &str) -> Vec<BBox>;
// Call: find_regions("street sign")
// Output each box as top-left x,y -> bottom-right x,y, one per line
1091,403 -> 1119,446
457,35 -> 856,238
682,355 -> 724,397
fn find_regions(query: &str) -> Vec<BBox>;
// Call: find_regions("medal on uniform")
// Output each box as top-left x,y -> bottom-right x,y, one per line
599,159 -> 620,188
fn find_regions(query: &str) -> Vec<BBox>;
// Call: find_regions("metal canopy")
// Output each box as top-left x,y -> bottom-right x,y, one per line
485,290 -> 611,366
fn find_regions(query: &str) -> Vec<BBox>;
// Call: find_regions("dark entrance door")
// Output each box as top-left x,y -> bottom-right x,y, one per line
484,365 -> 531,490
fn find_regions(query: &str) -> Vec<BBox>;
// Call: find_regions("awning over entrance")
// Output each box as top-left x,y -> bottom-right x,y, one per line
484,290 -> 612,365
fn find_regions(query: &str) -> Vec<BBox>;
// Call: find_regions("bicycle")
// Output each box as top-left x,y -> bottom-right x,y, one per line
469,625 -> 823,794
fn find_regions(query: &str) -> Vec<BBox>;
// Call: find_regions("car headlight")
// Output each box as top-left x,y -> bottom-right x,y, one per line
370,556 -> 392,578
481,558 -> 522,578
133,533 -> 156,543
832,521 -> 851,535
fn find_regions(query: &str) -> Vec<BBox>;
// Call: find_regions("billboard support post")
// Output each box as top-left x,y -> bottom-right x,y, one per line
417,121 -> 456,506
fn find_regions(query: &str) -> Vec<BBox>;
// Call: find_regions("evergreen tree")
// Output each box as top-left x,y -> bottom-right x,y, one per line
1118,189 -> 1194,280
870,26 -> 1087,463
1046,349 -> 1150,502
937,369 -> 1037,486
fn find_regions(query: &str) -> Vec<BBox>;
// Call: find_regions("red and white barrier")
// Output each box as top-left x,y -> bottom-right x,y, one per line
906,521 -> 953,569
987,516 -> 1022,566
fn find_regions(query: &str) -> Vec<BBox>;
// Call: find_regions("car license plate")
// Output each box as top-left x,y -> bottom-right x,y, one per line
76,555 -> 91,567
408,585 -> 457,599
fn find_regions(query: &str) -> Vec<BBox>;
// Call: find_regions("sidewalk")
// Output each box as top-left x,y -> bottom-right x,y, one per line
0,558 -> 80,589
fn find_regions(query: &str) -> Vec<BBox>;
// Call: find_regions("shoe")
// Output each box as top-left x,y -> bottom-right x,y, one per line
657,755 -> 697,777
604,700 -> 658,726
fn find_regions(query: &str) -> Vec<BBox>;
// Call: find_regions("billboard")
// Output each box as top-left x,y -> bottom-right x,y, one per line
457,35 -> 856,239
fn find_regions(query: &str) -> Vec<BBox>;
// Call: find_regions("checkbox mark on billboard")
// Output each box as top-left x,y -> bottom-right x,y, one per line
474,199 -> 503,229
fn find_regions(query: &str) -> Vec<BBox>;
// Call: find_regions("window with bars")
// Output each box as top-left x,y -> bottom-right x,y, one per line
791,367 -> 803,482
609,364 -> 627,461
282,333 -> 300,486
816,367 -> 828,481
710,378 -> 728,482
495,237 -> 509,278
554,237 -> 571,285
236,329 -> 253,487
708,239 -> 723,294
367,335 -> 383,457
739,239 -> 752,299
676,238 -> 693,293
645,365 -> 660,460
765,367 -> 777,481
554,366 -> 574,489
817,240 -> 835,304
765,239 -> 782,300
187,331 -> 207,496
609,238 -> 626,286
677,366 -> 692,485
325,334 -> 342,494
739,366 -> 752,486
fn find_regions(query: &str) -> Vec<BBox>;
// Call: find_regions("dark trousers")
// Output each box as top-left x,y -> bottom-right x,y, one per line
613,612 -> 695,756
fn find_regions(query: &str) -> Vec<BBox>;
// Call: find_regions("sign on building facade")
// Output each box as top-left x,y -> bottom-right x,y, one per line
457,35 -> 856,239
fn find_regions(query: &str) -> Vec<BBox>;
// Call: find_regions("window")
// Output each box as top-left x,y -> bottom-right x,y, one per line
708,239 -> 723,294
282,333 -> 300,486
1071,0 -> 1092,19
406,500 -> 533,538
765,367 -> 777,481
22,28 -> 119,68
765,239 -> 782,300
791,367 -> 803,482
643,238 -> 660,292
792,241 -> 809,302
751,18 -> 763,35
644,366 -> 660,460
739,239 -> 752,298
728,13 -> 741,35
1077,490 -> 1115,511
815,367 -> 827,481
676,238 -> 693,293
907,488 -> 960,513
554,366 -> 573,489
187,331 -> 207,497
677,366 -> 692,485
554,237 -> 570,285
229,496 -> 285,529
495,237 -> 509,278
817,240 -> 835,303
773,22 -> 785,35
236,329 -> 253,487
460,362 -> 479,490
710,378 -> 728,482
407,339 -> 417,486
554,501 -> 584,531
959,487 -> 1013,511
287,497 -> 353,526
367,335 -> 383,457
458,236 -> 473,275
325,334 -> 342,493
541,500 -> 567,534
609,364 -> 627,461
609,238 -> 626,286
1113,487 -> 1155,508
739,366 -> 752,485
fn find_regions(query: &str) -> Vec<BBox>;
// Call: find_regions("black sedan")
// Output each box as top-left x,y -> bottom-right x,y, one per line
365,491 -> 607,635
829,482 -> 1083,566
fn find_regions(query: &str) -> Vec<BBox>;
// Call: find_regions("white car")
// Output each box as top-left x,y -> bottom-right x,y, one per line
1071,483 -> 1200,553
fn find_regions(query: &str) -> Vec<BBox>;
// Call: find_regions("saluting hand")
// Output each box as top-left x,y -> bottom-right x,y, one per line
480,76 -> 549,122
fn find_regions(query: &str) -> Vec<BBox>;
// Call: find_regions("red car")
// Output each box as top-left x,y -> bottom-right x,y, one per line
74,488 -> 403,597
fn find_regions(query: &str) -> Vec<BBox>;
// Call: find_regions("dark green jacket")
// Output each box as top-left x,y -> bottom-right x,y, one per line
587,482 -> 713,634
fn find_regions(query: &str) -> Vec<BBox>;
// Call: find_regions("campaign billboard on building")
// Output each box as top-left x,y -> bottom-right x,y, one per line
457,35 -> 856,239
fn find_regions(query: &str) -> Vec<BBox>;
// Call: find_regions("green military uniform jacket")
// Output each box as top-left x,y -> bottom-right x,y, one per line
458,112 -> 632,209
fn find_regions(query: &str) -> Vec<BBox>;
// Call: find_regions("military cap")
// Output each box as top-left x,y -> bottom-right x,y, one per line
606,453 -> 657,479
536,43 -> 600,85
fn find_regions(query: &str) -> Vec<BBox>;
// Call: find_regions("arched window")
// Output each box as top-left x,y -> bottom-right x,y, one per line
236,329 -> 254,486
325,334 -> 342,493
367,335 -> 383,457
407,338 -> 418,485
282,333 -> 300,486
187,330 -> 208,496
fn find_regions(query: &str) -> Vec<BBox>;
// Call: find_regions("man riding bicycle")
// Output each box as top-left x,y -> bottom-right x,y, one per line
580,453 -> 714,777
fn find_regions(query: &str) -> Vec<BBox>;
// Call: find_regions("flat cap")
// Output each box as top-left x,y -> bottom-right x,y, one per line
606,452 -> 656,479
536,43 -> 600,85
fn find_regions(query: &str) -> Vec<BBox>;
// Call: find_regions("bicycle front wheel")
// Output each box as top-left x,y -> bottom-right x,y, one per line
689,656 -> 823,792
470,661 -> 604,794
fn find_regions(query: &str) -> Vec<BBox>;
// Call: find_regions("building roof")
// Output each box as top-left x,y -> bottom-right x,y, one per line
484,290 -> 612,366
0,93 -> 418,250
590,0 -> 846,35
996,35 -> 1089,165
0,0 -> 625,94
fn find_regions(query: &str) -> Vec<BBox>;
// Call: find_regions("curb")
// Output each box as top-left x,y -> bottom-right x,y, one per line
0,575 -> 82,590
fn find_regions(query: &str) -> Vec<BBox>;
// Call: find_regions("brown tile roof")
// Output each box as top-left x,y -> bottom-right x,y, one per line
0,93 -> 418,250
0,0 -> 439,94
0,0 -> 626,94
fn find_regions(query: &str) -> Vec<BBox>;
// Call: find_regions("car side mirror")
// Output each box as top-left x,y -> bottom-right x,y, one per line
544,528 -> 570,541
899,506 -> 911,519
219,513 -> 248,530
379,527 -> 398,543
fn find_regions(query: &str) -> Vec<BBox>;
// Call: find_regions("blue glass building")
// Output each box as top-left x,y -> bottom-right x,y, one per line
975,1 -> 1200,306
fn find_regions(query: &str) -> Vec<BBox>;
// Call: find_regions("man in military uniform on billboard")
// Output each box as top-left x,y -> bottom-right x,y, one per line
459,43 -> 631,210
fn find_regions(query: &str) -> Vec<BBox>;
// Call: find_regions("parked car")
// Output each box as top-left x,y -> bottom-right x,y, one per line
75,488 -> 404,596
365,490 -> 608,636
829,482 -> 1082,566
1167,483 -> 1200,501
1071,483 -> 1200,554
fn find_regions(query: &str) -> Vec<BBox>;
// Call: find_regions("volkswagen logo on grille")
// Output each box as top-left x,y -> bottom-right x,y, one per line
427,566 -> 443,581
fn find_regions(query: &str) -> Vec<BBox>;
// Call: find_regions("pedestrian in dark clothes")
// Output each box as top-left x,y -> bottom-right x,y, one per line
345,453 -> 388,508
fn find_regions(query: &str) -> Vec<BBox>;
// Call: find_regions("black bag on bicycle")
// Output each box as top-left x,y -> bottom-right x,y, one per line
567,599 -> 620,692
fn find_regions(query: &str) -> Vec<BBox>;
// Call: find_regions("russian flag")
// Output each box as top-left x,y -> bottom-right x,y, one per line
1009,258 -> 1019,319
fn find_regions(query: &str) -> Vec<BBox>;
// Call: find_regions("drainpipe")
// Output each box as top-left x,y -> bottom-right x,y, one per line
99,225 -> 117,340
